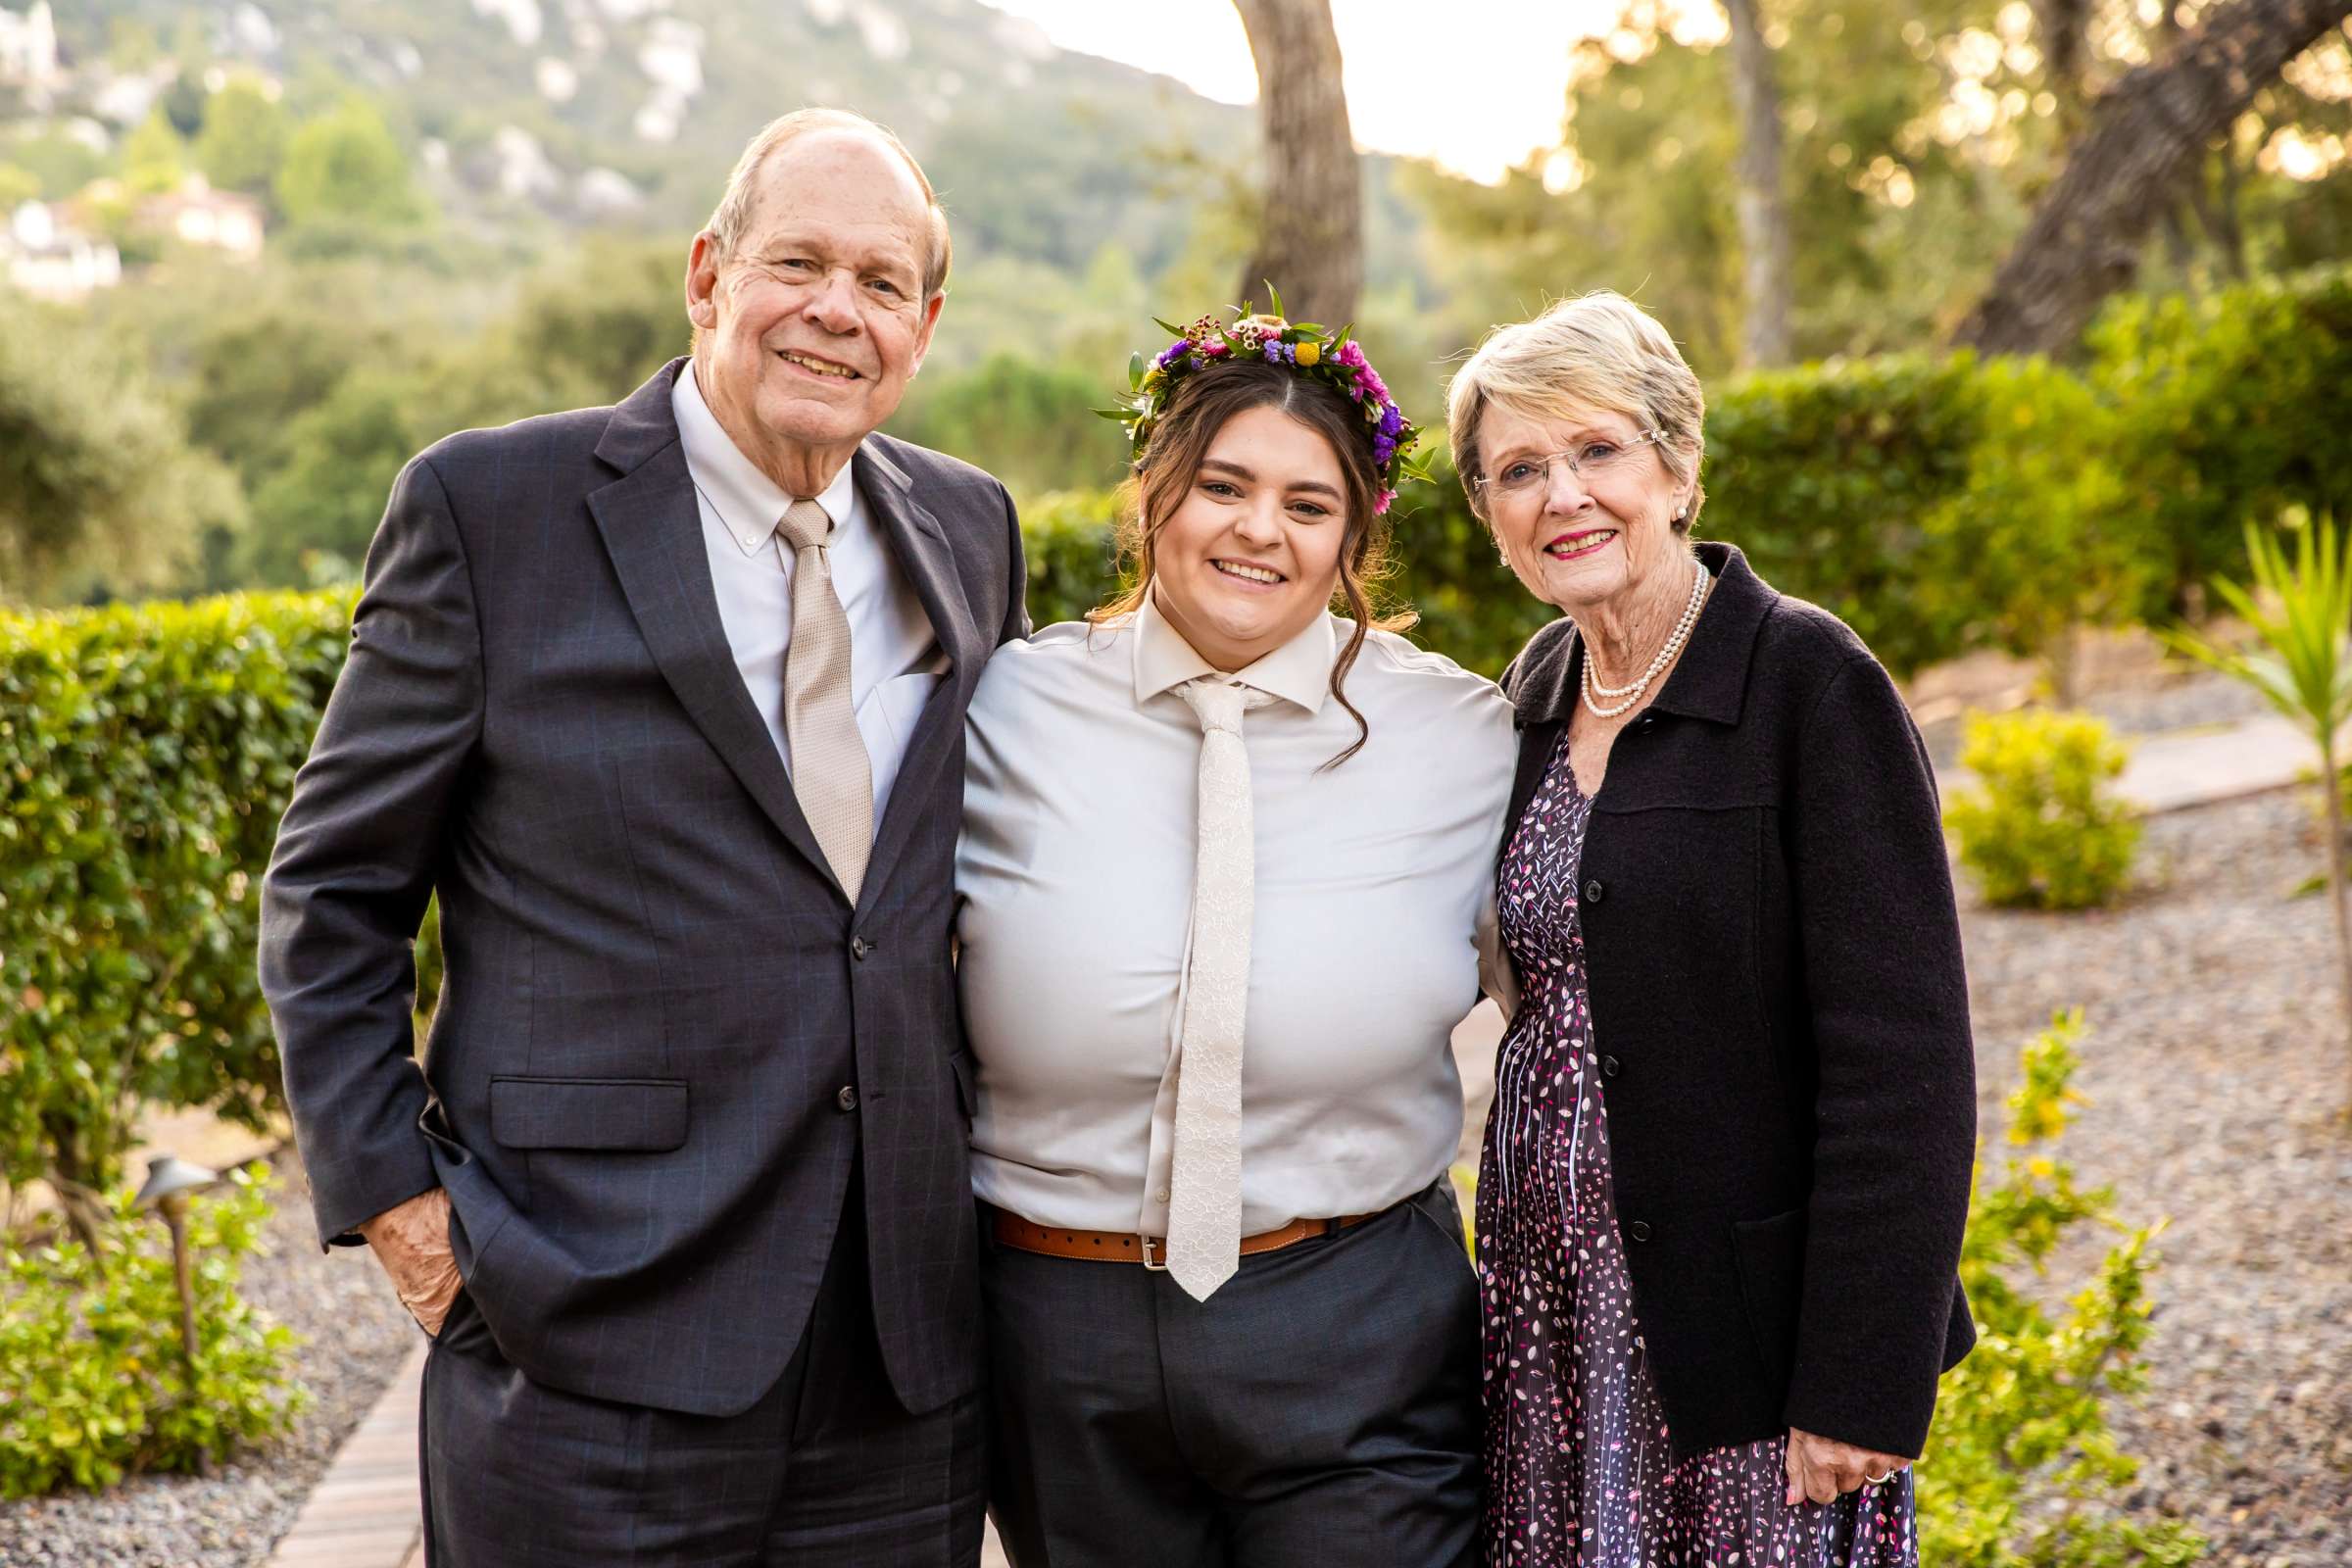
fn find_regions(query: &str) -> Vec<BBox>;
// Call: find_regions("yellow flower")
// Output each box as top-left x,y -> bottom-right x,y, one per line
1294,340 -> 1320,367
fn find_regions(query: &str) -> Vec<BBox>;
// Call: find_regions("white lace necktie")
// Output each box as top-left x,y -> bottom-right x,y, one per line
1164,675 -> 1273,1301
777,498 -> 873,903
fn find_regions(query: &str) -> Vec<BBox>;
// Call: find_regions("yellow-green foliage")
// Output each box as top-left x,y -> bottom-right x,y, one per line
1945,710 -> 2141,909
0,590 -> 351,1195
0,1166 -> 307,1497
1917,1011 -> 2202,1567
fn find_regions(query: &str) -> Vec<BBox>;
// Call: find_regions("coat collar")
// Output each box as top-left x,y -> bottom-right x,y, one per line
586,358 -> 980,912
1509,541 -> 1775,729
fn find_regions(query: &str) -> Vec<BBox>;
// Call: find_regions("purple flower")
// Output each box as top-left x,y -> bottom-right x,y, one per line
1379,404 -> 1404,437
1157,340 -> 1190,368
1372,435 -> 1396,466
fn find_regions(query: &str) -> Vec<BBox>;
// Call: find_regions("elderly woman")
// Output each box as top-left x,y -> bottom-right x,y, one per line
956,312 -> 1508,1566
1449,292 -> 1977,1566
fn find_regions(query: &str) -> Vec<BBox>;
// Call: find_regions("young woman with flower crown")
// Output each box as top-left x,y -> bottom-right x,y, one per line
953,309 -> 1509,1566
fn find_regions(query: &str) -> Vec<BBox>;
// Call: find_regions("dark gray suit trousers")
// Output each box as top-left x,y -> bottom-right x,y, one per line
982,1178 -> 1483,1568
418,1156 -> 984,1566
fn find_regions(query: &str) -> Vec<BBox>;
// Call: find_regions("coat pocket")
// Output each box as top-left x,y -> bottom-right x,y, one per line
1730,1205 -> 1807,1395
489,1076 -> 689,1152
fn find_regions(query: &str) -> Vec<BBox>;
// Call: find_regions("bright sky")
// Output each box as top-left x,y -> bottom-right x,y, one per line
978,0 -> 1629,184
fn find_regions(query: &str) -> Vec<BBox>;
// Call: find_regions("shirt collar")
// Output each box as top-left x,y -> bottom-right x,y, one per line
1131,589 -> 1335,715
672,362 -> 860,555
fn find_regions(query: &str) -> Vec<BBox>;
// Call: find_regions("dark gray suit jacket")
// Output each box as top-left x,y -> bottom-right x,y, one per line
259,358 -> 1028,1418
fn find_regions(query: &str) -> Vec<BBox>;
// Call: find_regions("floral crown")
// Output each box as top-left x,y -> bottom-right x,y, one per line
1100,290 -> 1431,515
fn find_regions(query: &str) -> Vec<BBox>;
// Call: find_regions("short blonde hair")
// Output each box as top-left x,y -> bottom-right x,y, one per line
1446,291 -> 1706,532
704,108 -> 953,300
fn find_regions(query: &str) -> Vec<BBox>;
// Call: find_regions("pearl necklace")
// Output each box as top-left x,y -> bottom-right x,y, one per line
1580,557 -> 1710,720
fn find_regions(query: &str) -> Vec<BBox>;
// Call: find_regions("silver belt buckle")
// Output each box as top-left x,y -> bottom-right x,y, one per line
1140,1234 -> 1168,1271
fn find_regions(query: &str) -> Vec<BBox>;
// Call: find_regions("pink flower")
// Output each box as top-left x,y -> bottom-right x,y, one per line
1374,487 -> 1396,514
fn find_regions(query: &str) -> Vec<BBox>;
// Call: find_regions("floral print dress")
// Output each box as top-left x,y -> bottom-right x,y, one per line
1476,730 -> 1917,1566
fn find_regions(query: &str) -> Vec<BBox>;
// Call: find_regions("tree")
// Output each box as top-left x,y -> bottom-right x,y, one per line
1233,0 -> 1362,326
0,301 -> 242,605
1953,0 -> 2352,356
121,107 -> 185,197
1723,0 -> 1792,366
194,77 -> 290,198
275,98 -> 424,229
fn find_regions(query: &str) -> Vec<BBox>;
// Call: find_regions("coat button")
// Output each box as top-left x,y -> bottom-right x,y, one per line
851,936 -> 871,960
1635,713 -> 1657,732
836,1085 -> 859,1111
1602,1054 -> 1622,1078
1627,1219 -> 1651,1242
1582,878 -> 1606,905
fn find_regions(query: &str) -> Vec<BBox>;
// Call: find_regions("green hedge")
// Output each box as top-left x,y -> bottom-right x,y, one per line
2088,265 -> 2352,618
1,591 -> 349,1198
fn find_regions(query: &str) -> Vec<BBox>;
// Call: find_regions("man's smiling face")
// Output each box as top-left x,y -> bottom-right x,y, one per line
686,128 -> 942,493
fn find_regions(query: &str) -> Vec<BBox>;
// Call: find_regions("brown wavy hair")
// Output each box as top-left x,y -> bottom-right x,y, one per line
1091,358 -> 1415,767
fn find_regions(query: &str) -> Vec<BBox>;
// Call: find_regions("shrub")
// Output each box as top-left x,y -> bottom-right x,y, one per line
0,1166 -> 307,1498
2086,264 -> 2352,619
1944,710 -> 2141,909
1917,1011 -> 2203,1567
0,591 -> 349,1212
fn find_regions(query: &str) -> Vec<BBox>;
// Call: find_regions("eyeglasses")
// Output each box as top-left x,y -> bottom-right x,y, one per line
1471,429 -> 1668,505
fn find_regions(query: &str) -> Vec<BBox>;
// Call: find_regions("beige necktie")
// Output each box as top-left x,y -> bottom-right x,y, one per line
778,498 -> 872,903
1165,676 -> 1272,1301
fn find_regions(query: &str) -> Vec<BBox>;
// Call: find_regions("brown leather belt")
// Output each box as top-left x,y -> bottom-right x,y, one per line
992,1207 -> 1376,1270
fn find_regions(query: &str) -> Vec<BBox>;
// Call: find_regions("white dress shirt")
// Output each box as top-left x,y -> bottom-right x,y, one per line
672,364 -> 941,826
956,595 -> 1517,1236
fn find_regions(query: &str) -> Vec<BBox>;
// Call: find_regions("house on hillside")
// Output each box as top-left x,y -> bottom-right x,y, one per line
0,1 -> 60,88
3,200 -> 122,301
138,175 -> 266,261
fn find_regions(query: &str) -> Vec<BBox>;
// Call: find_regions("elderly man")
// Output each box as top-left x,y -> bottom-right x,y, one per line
260,108 -> 1026,1565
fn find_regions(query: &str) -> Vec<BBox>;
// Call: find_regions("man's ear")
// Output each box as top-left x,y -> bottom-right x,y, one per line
907,289 -> 946,378
685,231 -> 722,329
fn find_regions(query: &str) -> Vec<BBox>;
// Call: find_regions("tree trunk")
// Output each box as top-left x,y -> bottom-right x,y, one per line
1724,0 -> 1793,367
1233,0 -> 1362,327
1952,0 -> 2352,357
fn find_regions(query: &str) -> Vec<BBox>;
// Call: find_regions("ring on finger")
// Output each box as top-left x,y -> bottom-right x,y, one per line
1865,1470 -> 1895,1486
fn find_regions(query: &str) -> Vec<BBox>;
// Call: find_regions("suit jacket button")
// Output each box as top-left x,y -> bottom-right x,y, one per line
836,1085 -> 859,1112
1582,878 -> 1606,905
851,936 -> 870,960
1602,1054 -> 1622,1078
1627,1219 -> 1651,1242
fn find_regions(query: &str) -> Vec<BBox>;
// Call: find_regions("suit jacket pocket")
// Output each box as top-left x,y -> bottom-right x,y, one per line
1731,1205 -> 1806,1395
489,1076 -> 689,1152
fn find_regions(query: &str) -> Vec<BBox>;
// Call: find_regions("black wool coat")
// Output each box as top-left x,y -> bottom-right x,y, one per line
1497,541 -> 1977,1462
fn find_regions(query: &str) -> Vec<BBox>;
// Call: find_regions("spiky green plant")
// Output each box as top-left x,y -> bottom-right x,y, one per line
2169,514 -> 2352,1117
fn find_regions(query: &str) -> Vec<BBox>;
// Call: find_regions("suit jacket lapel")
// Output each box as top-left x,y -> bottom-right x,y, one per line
586,362 -> 842,897
855,440 -> 982,911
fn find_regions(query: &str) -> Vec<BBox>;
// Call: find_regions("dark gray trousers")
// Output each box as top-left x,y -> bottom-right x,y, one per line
418,1166 -> 984,1567
981,1178 -> 1483,1568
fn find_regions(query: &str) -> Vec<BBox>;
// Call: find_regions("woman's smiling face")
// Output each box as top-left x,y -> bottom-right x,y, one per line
1148,403 -> 1350,672
1479,402 -> 1690,614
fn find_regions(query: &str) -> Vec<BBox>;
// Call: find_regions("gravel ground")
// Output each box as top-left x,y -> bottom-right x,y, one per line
1960,787 -> 2352,1566
1918,663 -> 2272,770
0,1157 -> 416,1568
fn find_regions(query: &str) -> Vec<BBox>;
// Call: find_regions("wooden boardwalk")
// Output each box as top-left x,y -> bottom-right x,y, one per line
262,1344 -> 425,1568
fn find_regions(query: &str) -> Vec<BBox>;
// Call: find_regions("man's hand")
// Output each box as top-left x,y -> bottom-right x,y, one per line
358,1188 -> 462,1337
1785,1427 -> 1910,1506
